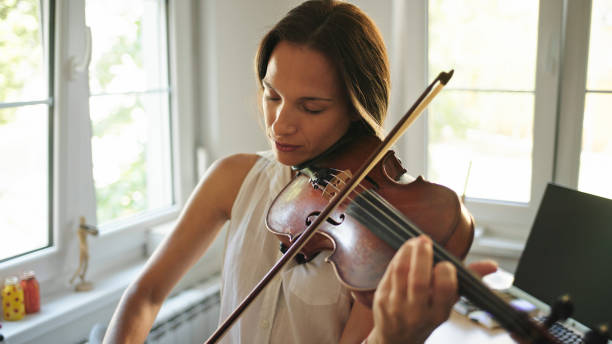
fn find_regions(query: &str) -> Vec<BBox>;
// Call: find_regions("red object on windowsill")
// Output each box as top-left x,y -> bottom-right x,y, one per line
20,271 -> 40,314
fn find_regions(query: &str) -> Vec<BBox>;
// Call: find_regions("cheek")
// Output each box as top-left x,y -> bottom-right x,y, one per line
306,116 -> 348,149
321,113 -> 351,138
262,102 -> 273,126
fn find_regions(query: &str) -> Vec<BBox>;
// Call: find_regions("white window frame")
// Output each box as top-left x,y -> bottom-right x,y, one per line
555,0 -> 592,188
391,0 -> 595,242
0,0 -> 198,295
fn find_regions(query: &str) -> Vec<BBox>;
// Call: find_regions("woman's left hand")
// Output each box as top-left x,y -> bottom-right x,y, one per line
366,235 -> 497,344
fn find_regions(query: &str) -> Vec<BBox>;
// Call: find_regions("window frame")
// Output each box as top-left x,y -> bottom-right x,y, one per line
0,0 -> 198,294
555,0 -> 592,188
0,0 -> 56,263
86,0 -> 176,230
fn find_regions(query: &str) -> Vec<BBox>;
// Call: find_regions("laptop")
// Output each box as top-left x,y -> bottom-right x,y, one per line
508,183 -> 612,343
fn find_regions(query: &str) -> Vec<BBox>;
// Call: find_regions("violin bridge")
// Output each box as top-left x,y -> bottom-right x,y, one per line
322,169 -> 352,200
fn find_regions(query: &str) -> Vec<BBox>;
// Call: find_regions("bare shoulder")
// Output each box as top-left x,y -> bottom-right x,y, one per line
192,153 -> 260,220
210,153 -> 260,176
206,153 -> 260,192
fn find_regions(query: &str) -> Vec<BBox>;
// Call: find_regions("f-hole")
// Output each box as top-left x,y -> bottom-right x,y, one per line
305,211 -> 345,226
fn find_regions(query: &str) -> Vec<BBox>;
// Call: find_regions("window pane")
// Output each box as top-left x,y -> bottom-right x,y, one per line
0,105 -> 49,261
579,1 -> 612,199
429,0 -> 539,90
585,0 -> 612,90
0,0 -> 50,262
578,96 -> 612,199
428,0 -> 539,203
0,0 -> 47,103
428,92 -> 534,202
86,0 -> 168,94
86,0 -> 173,226
90,93 -> 173,224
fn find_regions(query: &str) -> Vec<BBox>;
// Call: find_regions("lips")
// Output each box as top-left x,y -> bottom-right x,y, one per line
275,141 -> 300,152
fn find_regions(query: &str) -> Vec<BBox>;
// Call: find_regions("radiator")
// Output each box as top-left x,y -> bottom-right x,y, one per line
146,281 -> 221,344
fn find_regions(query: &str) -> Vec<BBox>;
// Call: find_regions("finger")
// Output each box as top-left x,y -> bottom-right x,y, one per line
467,260 -> 498,278
431,261 -> 458,324
408,235 -> 434,307
388,237 -> 417,298
378,236 -> 415,296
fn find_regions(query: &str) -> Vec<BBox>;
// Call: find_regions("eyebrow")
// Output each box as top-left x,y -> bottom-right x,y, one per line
262,80 -> 334,102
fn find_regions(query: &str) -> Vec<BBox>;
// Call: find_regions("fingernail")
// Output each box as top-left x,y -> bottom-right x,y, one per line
419,235 -> 431,244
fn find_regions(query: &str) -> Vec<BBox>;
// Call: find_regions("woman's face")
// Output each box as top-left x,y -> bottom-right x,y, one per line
262,41 -> 352,166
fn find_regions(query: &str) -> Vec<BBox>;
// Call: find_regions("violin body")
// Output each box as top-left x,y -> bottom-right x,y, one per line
266,133 -> 474,296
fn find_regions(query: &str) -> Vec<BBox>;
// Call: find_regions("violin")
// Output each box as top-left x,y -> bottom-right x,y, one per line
267,131 -> 474,307
206,71 -> 563,344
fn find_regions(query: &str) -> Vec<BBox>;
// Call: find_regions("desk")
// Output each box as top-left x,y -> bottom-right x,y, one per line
427,311 -> 515,344
426,269 -> 517,343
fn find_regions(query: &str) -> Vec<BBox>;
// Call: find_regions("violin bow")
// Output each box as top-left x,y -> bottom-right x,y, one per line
203,70 -> 453,344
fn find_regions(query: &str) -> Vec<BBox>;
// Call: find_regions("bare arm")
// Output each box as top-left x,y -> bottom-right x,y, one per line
339,299 -> 374,344
103,153 -> 259,344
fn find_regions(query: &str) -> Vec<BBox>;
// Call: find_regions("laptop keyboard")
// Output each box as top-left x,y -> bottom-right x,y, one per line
454,297 -> 589,343
535,317 -> 584,344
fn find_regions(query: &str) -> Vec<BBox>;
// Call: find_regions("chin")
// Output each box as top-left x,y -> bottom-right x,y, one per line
273,150 -> 307,167
274,152 -> 299,166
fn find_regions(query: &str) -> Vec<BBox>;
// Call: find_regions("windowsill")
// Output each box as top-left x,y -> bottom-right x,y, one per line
466,229 -> 525,273
1,220 -> 225,343
1,259 -> 146,343
470,235 -> 525,259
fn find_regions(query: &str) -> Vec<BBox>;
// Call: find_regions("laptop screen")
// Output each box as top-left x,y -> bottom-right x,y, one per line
513,183 -> 612,332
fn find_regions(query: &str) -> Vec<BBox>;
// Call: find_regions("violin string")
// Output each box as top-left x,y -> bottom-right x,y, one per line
314,176 -> 537,340
332,178 -> 535,338
354,190 -> 529,337
353,189 -> 534,339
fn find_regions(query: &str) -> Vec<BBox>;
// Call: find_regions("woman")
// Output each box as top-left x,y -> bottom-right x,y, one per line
103,1 -> 496,343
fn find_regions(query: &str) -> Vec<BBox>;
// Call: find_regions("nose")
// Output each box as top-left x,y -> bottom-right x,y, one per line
270,102 -> 297,137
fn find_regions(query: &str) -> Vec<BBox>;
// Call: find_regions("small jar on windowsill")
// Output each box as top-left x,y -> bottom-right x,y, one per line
2,276 -> 25,321
20,271 -> 40,314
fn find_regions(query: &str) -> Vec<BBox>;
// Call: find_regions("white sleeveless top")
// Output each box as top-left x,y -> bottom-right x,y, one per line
218,151 -> 353,344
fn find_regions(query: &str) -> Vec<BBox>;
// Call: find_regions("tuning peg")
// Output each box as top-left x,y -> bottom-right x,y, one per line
543,294 -> 574,328
584,323 -> 610,344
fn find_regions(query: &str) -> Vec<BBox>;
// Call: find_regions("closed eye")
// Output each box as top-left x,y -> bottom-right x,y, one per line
303,106 -> 324,114
301,100 -> 328,114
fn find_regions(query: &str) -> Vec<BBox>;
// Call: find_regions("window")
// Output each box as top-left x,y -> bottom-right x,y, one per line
0,0 -> 196,290
397,0 -> 605,240
0,0 -> 53,262
428,0 -> 539,203
578,0 -> 612,199
86,0 -> 174,226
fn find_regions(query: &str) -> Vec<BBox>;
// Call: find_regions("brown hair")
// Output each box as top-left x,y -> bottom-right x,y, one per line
255,0 -> 390,137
